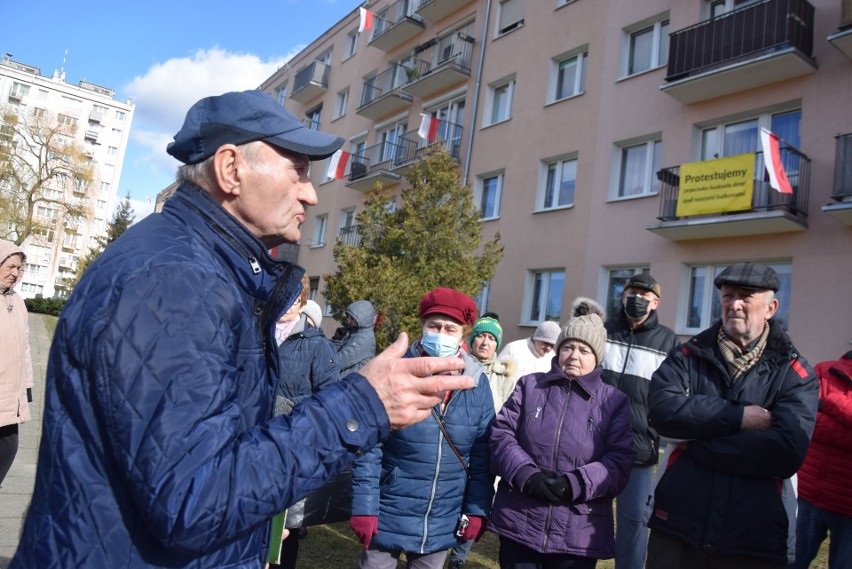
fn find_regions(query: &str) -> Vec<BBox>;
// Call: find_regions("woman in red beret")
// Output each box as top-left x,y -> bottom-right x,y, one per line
349,288 -> 496,569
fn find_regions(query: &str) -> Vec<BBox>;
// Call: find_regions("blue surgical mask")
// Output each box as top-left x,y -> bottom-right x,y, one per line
421,331 -> 461,358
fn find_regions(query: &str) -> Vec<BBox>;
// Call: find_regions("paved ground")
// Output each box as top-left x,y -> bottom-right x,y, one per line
0,313 -> 50,567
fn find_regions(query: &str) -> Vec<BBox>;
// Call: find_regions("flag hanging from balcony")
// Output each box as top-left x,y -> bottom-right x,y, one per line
326,149 -> 351,179
359,8 -> 374,32
418,114 -> 441,143
760,128 -> 793,194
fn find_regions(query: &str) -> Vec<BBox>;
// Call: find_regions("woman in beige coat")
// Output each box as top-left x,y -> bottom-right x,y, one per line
0,239 -> 32,487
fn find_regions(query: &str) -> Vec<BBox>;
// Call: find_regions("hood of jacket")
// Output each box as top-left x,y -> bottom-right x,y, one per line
0,240 -> 25,266
346,300 -> 376,330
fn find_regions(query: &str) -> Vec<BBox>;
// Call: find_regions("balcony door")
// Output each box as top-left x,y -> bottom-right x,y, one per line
425,97 -> 466,158
379,121 -> 407,165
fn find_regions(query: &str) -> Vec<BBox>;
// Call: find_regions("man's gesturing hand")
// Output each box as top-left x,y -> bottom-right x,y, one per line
359,333 -> 474,430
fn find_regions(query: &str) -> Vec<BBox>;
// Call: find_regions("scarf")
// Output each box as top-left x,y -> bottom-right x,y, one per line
717,323 -> 770,382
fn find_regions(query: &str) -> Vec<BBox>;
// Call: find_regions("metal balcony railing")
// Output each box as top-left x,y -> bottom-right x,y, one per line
348,140 -> 407,182
396,121 -> 464,167
833,133 -> 852,201
338,225 -> 363,247
359,65 -> 412,108
655,146 -> 811,220
291,61 -> 330,97
666,0 -> 815,81
372,0 -> 424,41
408,33 -> 475,80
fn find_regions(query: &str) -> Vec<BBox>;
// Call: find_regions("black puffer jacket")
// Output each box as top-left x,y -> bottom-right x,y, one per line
647,319 -> 818,564
602,311 -> 677,466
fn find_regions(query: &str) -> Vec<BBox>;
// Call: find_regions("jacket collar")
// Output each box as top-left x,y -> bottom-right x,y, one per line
541,363 -> 604,397
690,318 -> 795,365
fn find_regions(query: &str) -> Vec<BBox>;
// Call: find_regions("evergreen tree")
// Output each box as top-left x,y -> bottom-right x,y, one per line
71,193 -> 136,287
324,147 -> 503,350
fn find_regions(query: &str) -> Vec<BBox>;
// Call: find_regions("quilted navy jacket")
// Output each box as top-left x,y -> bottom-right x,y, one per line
11,184 -> 390,569
350,343 -> 495,555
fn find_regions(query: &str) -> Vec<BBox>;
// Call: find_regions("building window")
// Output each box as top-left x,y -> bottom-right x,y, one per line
678,262 -> 792,334
32,107 -> 46,119
21,283 -> 44,295
538,156 -> 577,210
700,109 -> 801,160
346,29 -> 359,59
706,0 -> 761,19
614,138 -> 661,199
497,0 -> 526,35
603,267 -> 649,320
334,89 -> 349,120
378,121 -> 407,164
57,114 -> 78,128
9,82 -> 30,99
475,281 -> 491,315
311,214 -> 328,247
275,84 -> 287,105
107,146 -> 118,157
476,173 -> 503,220
305,105 -> 322,130
100,182 -> 111,193
308,277 -> 320,301
623,17 -> 669,77
115,110 -> 126,121
485,78 -> 514,127
524,269 -> 565,324
550,51 -> 587,103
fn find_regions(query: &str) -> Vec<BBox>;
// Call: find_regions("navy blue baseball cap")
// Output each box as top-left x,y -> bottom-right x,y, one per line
167,90 -> 344,164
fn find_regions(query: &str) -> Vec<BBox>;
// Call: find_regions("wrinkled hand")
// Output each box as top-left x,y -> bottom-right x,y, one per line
359,333 -> 475,430
349,515 -> 378,549
460,515 -> 487,542
523,470 -> 563,504
741,405 -> 772,431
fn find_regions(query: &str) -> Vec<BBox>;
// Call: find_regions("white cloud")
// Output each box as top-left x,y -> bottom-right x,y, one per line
128,197 -> 156,225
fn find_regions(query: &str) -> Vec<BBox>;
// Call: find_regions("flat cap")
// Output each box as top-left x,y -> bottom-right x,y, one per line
167,90 -> 343,164
625,273 -> 662,298
714,262 -> 779,292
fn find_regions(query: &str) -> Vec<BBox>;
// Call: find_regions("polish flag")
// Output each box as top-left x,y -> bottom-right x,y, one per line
418,114 -> 441,143
359,8 -> 374,32
760,128 -> 793,194
326,149 -> 351,179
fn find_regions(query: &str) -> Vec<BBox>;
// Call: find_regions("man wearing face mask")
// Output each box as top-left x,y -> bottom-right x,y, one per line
349,288 -> 495,569
601,273 -> 677,569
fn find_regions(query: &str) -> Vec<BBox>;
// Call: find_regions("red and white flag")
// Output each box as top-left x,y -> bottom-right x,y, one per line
760,128 -> 793,194
326,149 -> 351,179
359,8 -> 374,32
418,114 -> 441,143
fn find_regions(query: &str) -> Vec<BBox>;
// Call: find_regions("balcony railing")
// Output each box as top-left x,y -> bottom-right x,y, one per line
394,121 -> 464,171
346,141 -> 404,191
833,132 -> 852,202
357,65 -> 413,120
655,147 -> 811,222
338,225 -> 363,247
370,0 -> 425,51
666,0 -> 815,81
290,61 -> 330,103
404,34 -> 475,98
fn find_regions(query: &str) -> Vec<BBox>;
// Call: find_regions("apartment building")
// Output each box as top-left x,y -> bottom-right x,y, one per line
0,55 -> 134,299
259,0 -> 852,363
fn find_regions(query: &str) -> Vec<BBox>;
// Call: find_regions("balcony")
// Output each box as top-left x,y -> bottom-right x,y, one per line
84,129 -> 99,142
828,0 -> 852,59
369,0 -> 426,52
356,65 -> 413,121
345,141 -> 403,192
822,132 -> 852,225
290,61 -> 330,103
338,225 -> 363,247
89,109 -> 105,123
661,0 -> 816,104
404,34 -> 475,99
392,121 -> 464,176
647,148 -> 811,241
414,0 -> 476,22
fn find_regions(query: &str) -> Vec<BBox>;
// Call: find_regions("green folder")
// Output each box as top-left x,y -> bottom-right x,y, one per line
268,509 -> 288,564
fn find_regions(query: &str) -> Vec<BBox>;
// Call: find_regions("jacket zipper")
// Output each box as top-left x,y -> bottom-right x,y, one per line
421,395 -> 458,554
542,382 -> 572,552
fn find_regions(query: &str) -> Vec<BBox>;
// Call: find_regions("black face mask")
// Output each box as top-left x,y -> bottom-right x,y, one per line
624,295 -> 650,321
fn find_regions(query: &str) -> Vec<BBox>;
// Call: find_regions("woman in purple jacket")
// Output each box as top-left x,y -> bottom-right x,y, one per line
487,298 -> 634,568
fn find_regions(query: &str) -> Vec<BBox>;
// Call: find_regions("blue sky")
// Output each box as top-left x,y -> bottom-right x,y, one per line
4,0 -> 360,220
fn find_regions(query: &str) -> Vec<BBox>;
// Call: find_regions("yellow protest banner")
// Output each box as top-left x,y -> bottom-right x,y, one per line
676,153 -> 754,217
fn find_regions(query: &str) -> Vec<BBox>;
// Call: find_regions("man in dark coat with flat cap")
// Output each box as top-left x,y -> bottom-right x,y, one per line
645,262 -> 819,569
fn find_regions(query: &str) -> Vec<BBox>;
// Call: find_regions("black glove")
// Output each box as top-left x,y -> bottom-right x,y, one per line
523,470 -> 563,504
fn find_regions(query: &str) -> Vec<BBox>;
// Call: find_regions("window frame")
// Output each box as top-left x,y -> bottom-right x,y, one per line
549,49 -> 588,104
621,16 -> 670,78
475,172 -> 504,221
522,269 -> 566,325
601,266 -> 650,321
334,88 -> 349,120
610,135 -> 662,201
311,214 -> 328,247
483,76 -> 515,128
345,29 -> 359,59
536,154 -> 577,211
496,0 -> 526,36
676,261 -> 792,335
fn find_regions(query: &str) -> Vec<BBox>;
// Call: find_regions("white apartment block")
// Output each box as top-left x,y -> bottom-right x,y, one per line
0,55 -> 134,299
261,0 -> 852,363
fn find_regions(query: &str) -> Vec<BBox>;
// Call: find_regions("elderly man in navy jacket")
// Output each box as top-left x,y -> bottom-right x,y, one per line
11,91 -> 475,569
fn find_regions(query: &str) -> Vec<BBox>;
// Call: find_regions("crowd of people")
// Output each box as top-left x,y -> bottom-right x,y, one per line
1,90 -> 847,569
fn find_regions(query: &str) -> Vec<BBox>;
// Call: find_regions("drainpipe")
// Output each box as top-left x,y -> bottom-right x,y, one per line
462,0 -> 492,186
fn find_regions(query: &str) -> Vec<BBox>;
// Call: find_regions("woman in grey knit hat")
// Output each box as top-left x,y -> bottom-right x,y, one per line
487,297 -> 635,568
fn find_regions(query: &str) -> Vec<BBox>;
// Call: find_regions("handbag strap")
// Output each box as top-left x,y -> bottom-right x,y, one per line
431,408 -> 470,479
